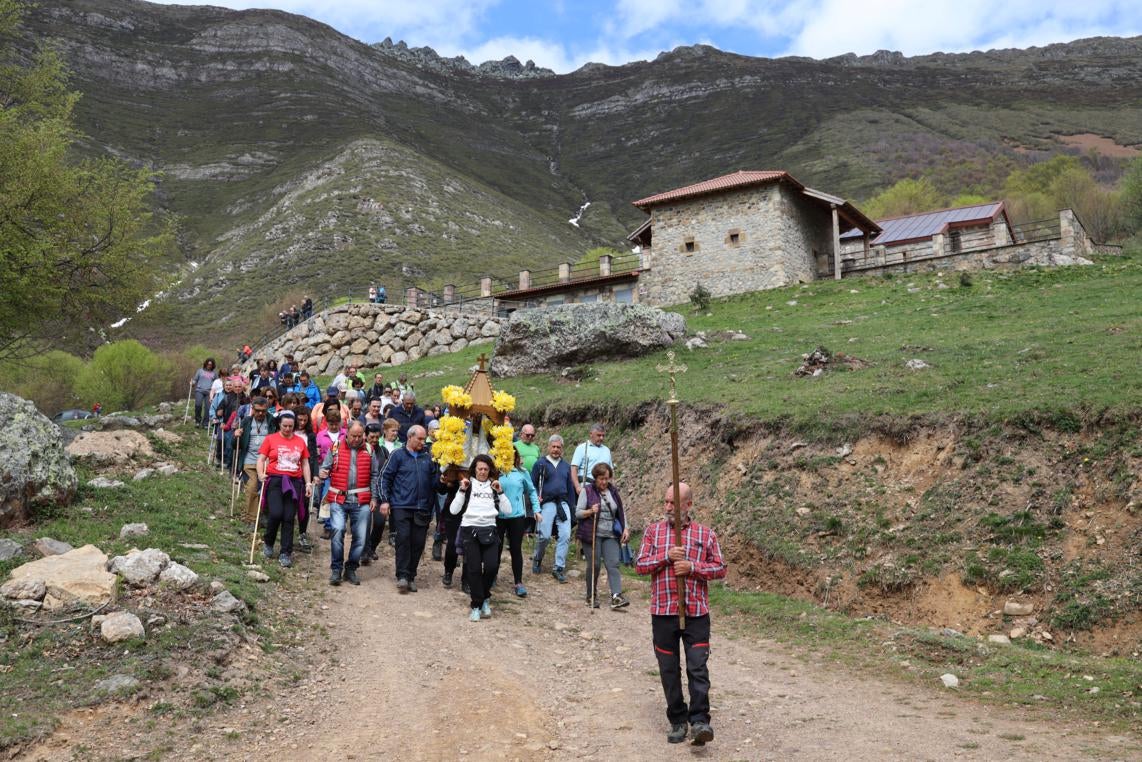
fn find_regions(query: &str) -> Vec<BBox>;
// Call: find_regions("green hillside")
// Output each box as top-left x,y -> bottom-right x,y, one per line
18,0 -> 1142,348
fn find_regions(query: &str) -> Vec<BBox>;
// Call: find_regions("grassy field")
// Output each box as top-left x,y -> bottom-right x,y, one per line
0,430 -> 280,749
341,250 -> 1142,434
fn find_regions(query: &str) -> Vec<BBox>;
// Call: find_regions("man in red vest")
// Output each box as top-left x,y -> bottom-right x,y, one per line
318,421 -> 373,586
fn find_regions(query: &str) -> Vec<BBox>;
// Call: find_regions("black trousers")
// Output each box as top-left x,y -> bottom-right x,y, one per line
651,614 -> 712,726
442,510 -> 464,576
496,516 -> 527,585
462,526 -> 500,608
262,476 -> 298,555
367,507 -> 386,554
392,508 -> 430,582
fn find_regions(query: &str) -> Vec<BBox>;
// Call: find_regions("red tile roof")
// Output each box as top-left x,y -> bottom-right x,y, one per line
633,170 -> 798,209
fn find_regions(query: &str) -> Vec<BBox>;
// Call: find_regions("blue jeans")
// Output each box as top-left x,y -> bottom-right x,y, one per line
534,500 -> 571,570
330,500 -> 370,574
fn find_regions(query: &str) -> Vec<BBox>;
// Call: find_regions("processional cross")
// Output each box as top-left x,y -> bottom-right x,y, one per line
656,351 -> 688,628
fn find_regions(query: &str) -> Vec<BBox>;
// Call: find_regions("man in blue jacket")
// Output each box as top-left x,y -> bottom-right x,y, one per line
530,434 -> 578,582
292,371 -> 321,407
378,425 -> 445,593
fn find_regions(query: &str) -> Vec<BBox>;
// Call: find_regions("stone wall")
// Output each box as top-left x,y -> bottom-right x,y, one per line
638,183 -> 821,306
252,304 -> 502,375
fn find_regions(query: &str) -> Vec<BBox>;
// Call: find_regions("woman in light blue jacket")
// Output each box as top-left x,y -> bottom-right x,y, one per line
497,449 -> 540,598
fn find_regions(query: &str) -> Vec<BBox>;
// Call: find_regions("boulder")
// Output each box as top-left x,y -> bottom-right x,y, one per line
0,538 -> 21,562
1003,600 -> 1035,616
156,464 -> 178,476
99,416 -> 143,430
101,611 -> 145,643
0,392 -> 78,527
95,674 -> 141,694
67,430 -> 154,465
119,523 -> 149,539
109,548 -> 171,587
158,561 -> 199,590
1,577 -> 46,601
34,537 -> 73,556
491,303 -> 686,377
211,590 -> 248,614
390,351 -> 409,366
152,429 -> 182,445
6,544 -> 116,610
133,468 -> 155,481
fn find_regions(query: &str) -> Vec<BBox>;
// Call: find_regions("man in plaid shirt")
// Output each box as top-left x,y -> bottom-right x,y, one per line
635,481 -> 726,746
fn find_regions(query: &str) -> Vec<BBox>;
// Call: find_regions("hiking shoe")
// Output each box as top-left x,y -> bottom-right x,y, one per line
531,559 -> 541,575
442,572 -> 453,588
469,608 -> 481,622
588,597 -> 599,609
690,722 -> 714,746
343,569 -> 361,586
262,543 -> 274,559
370,550 -> 379,561
552,567 -> 567,583
480,600 -> 492,618
431,538 -> 443,561
667,723 -> 689,744
320,528 -> 333,540
610,593 -> 630,610
388,533 -> 396,547
396,578 -> 410,594
329,572 -> 341,586
461,579 -> 470,595
297,533 -> 313,552
514,583 -> 527,598
279,553 -> 292,568
360,555 -> 371,566
408,580 -> 418,593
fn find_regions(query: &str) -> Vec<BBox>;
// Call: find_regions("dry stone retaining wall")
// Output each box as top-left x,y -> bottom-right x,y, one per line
253,304 -> 503,375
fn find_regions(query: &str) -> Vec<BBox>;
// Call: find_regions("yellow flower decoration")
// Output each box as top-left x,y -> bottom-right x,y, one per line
430,414 -> 469,467
490,423 -> 515,472
441,385 -> 473,409
491,390 -> 516,413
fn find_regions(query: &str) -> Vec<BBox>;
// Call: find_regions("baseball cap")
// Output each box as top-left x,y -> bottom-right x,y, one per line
326,385 -> 340,397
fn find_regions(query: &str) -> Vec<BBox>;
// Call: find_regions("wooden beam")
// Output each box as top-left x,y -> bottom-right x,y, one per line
832,206 -> 842,280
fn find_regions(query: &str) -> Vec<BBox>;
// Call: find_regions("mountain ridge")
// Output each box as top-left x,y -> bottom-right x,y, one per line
18,0 -> 1142,348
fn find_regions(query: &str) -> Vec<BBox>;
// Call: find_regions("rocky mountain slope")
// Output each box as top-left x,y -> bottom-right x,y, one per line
20,0 -> 1142,346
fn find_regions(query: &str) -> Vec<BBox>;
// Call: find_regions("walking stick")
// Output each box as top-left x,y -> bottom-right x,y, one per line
206,418 -> 217,465
656,351 -> 688,629
589,511 -> 598,612
182,382 -> 193,425
229,448 -> 241,517
248,477 -> 269,564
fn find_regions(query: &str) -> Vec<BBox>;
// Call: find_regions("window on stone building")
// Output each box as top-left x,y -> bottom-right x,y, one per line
579,294 -> 598,303
614,288 -> 633,303
726,229 -> 742,247
949,229 -> 963,253
683,237 -> 696,254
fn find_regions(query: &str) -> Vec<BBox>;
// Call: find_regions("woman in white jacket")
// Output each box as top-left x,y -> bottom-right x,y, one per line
449,454 -> 504,622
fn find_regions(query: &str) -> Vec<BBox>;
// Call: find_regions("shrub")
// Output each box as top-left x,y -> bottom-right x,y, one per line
689,283 -> 712,312
958,271 -> 973,288
0,351 -> 86,415
75,340 -> 173,412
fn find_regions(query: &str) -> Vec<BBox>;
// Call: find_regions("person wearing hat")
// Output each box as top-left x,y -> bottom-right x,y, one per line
312,385 -> 350,431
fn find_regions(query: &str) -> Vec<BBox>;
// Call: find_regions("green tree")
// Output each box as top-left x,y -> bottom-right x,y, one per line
1120,156 -> 1142,235
75,340 -> 172,412
0,0 -> 168,360
861,178 -> 945,220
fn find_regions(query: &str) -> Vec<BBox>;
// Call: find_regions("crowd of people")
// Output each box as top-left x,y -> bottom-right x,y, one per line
189,353 -> 726,746
278,297 -> 315,329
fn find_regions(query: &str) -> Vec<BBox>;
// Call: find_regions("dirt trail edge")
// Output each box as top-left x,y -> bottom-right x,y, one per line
27,544 -> 1137,761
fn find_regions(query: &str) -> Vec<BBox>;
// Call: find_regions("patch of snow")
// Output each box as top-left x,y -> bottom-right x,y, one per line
568,200 -> 590,227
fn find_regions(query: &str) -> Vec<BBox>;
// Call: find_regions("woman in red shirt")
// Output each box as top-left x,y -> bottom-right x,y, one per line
257,410 -> 313,567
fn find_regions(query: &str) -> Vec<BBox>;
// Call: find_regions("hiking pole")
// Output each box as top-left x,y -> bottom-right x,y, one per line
228,450 -> 241,518
248,477 -> 269,564
206,418 -> 217,465
589,511 -> 598,613
182,382 -> 193,426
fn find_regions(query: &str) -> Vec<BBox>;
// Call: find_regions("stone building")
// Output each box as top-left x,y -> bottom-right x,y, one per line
627,170 -> 880,305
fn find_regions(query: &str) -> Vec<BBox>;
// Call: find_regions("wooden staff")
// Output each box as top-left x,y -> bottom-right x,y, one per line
656,351 -> 688,629
205,418 -> 217,465
248,476 -> 269,564
228,444 -> 241,517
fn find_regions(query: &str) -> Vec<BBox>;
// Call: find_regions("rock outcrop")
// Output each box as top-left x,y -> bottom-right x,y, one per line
66,430 -> 154,465
6,544 -> 117,611
0,392 -> 77,527
251,303 -> 502,374
491,303 -> 686,377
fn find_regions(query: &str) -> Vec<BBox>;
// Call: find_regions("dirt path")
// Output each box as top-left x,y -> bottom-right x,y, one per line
24,539 -> 1138,761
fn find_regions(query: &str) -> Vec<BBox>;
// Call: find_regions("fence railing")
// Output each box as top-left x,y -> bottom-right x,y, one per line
1011,218 -> 1061,243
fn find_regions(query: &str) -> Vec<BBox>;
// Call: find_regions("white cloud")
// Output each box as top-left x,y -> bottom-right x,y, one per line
452,35 -> 666,73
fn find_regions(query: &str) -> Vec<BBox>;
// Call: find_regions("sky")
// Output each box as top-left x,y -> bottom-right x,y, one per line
151,0 -> 1142,73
